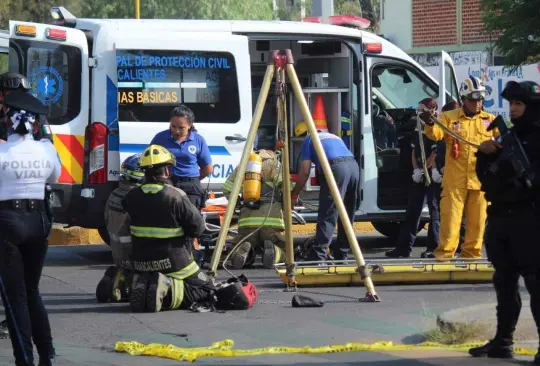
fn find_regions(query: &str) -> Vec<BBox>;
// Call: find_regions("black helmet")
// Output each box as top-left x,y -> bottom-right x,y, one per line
0,72 -> 31,91
3,89 -> 47,115
501,81 -> 540,104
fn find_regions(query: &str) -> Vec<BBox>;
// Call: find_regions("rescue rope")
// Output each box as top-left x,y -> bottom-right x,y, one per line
424,113 -> 481,149
416,114 -> 431,186
115,338 -> 538,362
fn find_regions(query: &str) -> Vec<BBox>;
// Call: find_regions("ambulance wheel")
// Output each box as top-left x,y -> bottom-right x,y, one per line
98,227 -> 111,246
371,221 -> 425,238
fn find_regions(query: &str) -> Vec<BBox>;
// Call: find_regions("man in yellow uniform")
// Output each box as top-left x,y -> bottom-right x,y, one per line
223,149 -> 286,269
423,76 -> 498,259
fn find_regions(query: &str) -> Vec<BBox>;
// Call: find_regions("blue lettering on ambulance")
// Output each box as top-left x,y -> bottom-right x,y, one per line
212,164 -> 234,178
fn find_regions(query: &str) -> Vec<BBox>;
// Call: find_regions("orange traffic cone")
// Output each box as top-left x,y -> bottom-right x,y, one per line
313,95 -> 328,132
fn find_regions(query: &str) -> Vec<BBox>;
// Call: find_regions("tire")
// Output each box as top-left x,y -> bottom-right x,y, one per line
371,221 -> 425,238
98,226 -> 111,246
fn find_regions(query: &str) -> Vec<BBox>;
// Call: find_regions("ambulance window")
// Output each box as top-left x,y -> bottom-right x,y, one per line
371,65 -> 437,109
8,39 -> 82,125
0,54 -> 7,73
445,63 -> 459,103
117,49 -> 240,123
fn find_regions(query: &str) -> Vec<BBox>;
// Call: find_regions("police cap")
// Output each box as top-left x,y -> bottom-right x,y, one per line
501,81 -> 540,104
2,89 -> 48,115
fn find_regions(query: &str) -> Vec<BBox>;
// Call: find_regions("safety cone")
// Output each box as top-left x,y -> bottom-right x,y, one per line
313,95 -> 328,132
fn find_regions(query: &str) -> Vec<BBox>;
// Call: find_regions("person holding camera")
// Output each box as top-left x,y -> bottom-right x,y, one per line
470,81 -> 540,364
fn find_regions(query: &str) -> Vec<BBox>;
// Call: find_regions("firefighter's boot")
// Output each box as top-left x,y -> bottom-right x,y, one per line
130,273 -> 150,313
96,266 -> 117,303
468,338 -> 513,359
262,240 -> 284,269
146,272 -> 172,313
230,242 -> 252,269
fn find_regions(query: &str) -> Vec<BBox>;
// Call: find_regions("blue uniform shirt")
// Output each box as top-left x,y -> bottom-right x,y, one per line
150,129 -> 212,178
410,132 -> 437,167
300,132 -> 353,173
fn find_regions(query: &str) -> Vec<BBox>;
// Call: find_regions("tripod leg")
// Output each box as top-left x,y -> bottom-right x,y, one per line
0,273 -> 30,365
283,50 -> 380,302
207,56 -> 276,278
276,67 -> 296,287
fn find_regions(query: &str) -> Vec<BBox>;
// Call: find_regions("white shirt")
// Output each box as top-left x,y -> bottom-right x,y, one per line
0,134 -> 62,200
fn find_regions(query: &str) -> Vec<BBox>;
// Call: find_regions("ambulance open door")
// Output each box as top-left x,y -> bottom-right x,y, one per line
438,50 -> 460,110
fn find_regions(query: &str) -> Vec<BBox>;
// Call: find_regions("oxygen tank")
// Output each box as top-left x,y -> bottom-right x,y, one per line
243,153 -> 262,202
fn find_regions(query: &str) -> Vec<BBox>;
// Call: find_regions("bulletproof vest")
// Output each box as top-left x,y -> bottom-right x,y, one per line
478,124 -> 540,204
124,183 -> 195,274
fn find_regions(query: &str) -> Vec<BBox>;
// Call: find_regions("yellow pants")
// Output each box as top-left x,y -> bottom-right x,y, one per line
434,187 -> 487,259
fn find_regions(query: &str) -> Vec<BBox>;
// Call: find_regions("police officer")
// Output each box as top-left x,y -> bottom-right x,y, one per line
122,145 -> 216,313
424,76 -> 497,259
223,149 -> 287,269
469,81 -> 540,364
0,89 -> 61,366
385,98 -> 440,258
96,154 -> 144,303
291,123 -> 360,261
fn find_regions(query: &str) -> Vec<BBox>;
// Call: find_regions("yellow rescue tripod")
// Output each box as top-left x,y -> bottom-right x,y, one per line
207,49 -> 380,302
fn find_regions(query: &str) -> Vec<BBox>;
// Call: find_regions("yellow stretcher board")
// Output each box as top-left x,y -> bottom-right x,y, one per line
274,259 -> 495,286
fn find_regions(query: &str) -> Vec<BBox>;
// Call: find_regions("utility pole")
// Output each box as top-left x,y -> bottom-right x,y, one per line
312,0 -> 334,17
135,0 -> 140,19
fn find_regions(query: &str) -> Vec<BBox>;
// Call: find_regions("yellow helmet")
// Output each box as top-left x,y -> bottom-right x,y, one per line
139,144 -> 176,168
294,122 -> 308,137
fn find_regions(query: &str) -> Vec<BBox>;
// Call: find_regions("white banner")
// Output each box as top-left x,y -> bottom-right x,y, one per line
426,64 -> 540,119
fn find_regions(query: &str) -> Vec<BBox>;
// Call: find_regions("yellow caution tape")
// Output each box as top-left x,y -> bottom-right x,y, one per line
115,339 -> 538,362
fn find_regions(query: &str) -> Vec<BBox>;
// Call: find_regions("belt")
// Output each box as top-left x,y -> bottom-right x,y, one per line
171,177 -> 200,183
328,156 -> 355,164
0,199 -> 45,211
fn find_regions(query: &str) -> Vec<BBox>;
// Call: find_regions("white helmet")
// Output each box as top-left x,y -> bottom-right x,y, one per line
459,76 -> 486,100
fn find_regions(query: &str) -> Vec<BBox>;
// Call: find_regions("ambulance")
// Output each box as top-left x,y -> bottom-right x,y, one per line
2,7 -> 460,242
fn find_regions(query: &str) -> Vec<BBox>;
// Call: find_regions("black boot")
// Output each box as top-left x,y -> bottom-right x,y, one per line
38,357 -> 56,366
468,338 -> 513,358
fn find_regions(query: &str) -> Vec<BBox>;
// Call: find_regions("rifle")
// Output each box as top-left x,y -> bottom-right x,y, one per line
487,115 -> 534,189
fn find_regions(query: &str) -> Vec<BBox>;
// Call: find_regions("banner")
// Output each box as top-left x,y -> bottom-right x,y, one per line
425,64 -> 540,119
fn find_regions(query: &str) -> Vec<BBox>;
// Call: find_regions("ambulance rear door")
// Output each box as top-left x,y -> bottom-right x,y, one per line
438,50 -> 460,109
8,21 -> 90,224
114,31 -> 251,191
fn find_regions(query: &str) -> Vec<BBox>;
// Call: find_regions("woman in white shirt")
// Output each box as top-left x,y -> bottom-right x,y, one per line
0,89 -> 61,366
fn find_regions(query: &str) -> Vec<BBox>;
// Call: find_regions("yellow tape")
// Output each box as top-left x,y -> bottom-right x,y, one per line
115,339 -> 537,362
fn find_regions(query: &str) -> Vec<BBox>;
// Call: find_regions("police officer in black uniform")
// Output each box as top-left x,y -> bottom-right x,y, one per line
470,81 -> 540,364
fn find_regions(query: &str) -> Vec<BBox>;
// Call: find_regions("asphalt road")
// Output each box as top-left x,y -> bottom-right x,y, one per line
0,232 -> 534,365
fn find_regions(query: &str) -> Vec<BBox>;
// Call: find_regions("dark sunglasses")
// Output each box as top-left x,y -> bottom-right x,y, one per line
0,77 -> 31,90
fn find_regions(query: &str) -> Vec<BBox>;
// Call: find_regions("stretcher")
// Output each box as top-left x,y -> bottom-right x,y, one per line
196,196 -> 307,266
274,258 -> 494,286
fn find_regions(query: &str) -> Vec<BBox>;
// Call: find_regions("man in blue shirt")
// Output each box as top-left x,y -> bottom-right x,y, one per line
291,122 -> 360,261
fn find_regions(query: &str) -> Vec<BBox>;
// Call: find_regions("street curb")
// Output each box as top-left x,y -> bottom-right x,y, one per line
49,226 -> 104,246
47,222 -> 376,246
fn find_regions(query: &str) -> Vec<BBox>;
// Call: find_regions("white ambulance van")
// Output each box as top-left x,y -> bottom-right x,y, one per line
2,8 -> 459,241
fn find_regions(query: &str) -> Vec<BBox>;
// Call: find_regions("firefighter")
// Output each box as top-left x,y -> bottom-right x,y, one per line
291,123 -> 360,261
223,149 -> 287,269
122,144 -> 215,313
423,76 -> 497,259
96,154 -> 144,303
470,81 -> 540,363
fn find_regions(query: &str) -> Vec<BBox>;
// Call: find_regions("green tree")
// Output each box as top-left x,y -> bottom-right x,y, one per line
481,0 -> 540,65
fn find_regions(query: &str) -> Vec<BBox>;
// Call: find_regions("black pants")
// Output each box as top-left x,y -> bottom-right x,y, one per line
310,157 -> 360,261
171,177 -> 205,210
0,206 -> 54,365
484,204 -> 540,342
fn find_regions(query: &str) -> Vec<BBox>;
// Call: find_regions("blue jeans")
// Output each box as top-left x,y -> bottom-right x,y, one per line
309,157 -> 360,261
395,182 -> 440,255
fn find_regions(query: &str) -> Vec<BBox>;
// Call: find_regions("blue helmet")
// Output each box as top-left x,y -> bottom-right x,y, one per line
120,154 -> 144,182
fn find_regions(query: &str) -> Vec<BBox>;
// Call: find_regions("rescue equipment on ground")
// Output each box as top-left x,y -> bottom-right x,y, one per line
274,258 -> 494,286
207,49 -> 380,304
242,152 -> 263,203
312,95 -> 328,132
115,338 -> 538,363
214,275 -> 258,310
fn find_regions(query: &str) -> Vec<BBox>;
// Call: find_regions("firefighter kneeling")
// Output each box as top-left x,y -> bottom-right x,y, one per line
123,145 -> 257,313
224,149 -> 287,269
